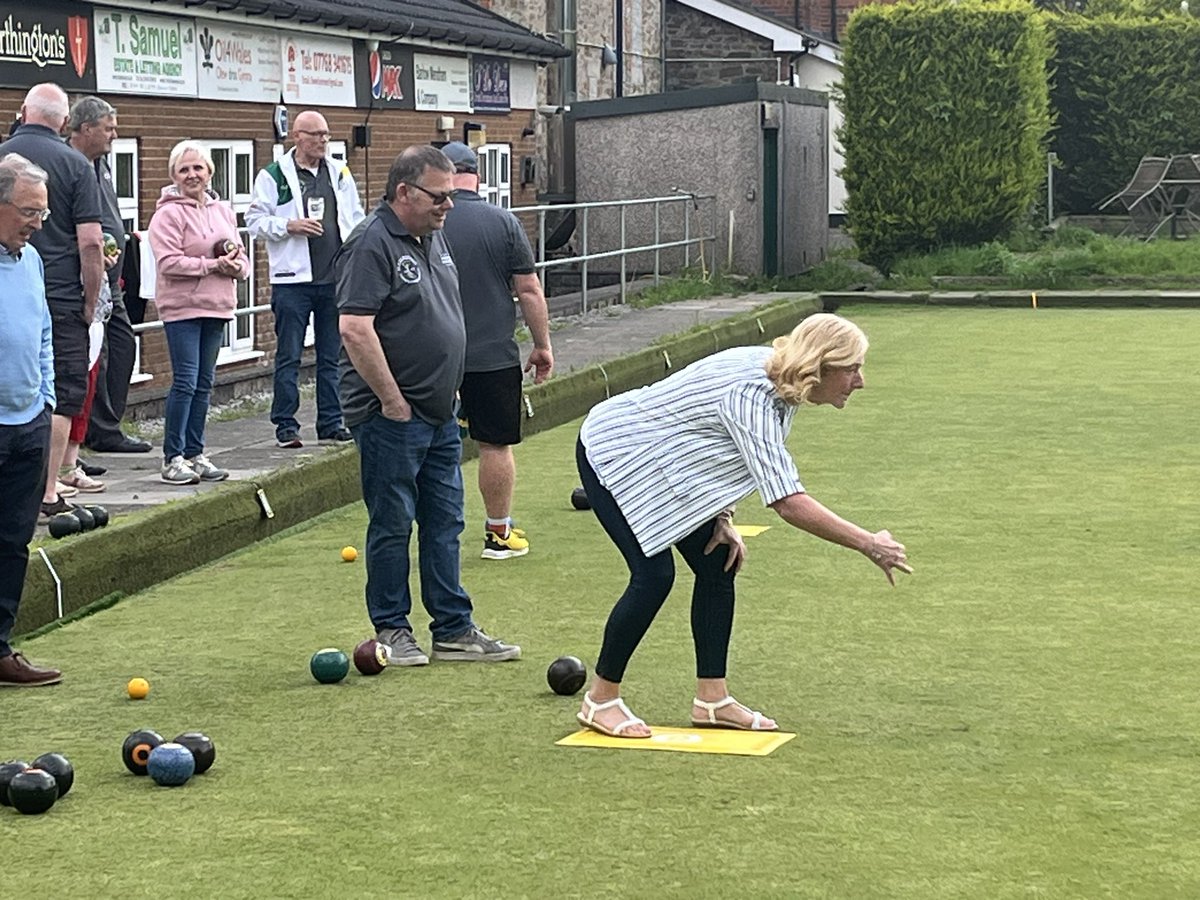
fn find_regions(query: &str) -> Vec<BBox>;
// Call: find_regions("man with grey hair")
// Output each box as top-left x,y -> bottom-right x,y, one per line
66,96 -> 151,459
0,152 -> 62,686
0,83 -> 104,522
336,145 -> 520,666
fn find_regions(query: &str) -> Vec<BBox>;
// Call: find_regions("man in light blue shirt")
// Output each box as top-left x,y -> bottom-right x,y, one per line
0,152 -> 61,687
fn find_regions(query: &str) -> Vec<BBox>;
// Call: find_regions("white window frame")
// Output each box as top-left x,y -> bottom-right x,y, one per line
108,138 -> 153,383
199,139 -> 260,362
475,143 -> 511,208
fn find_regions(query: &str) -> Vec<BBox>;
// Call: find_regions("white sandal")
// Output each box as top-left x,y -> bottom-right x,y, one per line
691,696 -> 778,731
577,692 -> 650,738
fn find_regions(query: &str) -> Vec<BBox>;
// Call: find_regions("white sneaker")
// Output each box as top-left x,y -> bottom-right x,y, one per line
186,453 -> 229,482
161,456 -> 200,485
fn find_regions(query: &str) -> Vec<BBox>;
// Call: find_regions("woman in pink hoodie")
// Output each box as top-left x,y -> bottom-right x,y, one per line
148,140 -> 249,486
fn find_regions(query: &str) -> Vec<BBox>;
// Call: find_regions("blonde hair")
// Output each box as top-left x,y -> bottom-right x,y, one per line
765,313 -> 868,405
167,140 -> 214,178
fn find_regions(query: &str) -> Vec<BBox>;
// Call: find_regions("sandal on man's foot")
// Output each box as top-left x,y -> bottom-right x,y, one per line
577,692 -> 651,738
691,696 -> 778,731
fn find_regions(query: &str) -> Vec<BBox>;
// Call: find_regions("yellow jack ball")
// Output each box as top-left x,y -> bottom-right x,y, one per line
127,677 -> 150,700
341,546 -> 358,562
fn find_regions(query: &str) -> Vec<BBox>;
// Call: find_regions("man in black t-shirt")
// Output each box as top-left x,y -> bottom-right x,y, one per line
0,83 -> 104,521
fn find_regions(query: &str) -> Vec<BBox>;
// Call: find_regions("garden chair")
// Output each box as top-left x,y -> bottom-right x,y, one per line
1097,155 -> 1172,239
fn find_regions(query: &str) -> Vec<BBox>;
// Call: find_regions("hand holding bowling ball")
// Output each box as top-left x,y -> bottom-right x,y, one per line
102,232 -> 119,258
213,237 -> 241,258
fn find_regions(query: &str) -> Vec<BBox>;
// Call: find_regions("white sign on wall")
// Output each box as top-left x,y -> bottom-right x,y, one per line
196,22 -> 280,103
413,53 -> 471,112
282,34 -> 355,106
510,61 -> 538,110
95,9 -> 197,96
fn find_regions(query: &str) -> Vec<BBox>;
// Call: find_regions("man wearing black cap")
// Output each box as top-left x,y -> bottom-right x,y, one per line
439,141 -> 553,560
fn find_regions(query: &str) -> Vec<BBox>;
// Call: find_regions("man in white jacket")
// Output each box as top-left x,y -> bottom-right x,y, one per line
247,110 -> 364,447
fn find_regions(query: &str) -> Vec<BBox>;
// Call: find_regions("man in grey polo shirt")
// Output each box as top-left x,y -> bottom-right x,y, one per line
0,83 -> 104,521
440,141 -> 553,561
336,145 -> 520,667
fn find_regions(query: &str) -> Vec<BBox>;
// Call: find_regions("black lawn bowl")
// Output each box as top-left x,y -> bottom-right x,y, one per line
121,729 -> 164,776
570,487 -> 591,511
47,515 -> 81,539
546,655 -> 588,696
72,506 -> 96,532
7,768 -> 58,815
30,753 -> 74,798
0,760 -> 30,807
85,505 -> 109,528
173,733 -> 216,775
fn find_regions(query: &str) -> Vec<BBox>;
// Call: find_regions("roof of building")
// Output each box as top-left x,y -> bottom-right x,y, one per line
148,0 -> 570,58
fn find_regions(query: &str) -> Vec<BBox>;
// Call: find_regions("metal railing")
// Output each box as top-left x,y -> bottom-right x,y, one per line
513,192 -> 719,314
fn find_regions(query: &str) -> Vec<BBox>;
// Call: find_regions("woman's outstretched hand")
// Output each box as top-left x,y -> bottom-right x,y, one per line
865,529 -> 911,585
704,517 -> 747,574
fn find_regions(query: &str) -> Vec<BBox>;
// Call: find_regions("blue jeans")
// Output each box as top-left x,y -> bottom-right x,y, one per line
163,318 -> 225,461
269,282 -> 343,439
351,413 -> 474,640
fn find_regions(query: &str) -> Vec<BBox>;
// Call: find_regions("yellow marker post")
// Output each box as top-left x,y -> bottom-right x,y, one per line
1031,292 -> 1038,309
558,726 -> 796,757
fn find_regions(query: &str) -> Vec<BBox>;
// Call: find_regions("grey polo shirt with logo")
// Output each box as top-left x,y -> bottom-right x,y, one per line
336,201 -> 464,427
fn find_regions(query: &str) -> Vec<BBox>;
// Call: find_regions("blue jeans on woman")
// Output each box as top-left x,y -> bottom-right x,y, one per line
163,317 -> 225,461
269,283 -> 343,440
351,412 -> 474,641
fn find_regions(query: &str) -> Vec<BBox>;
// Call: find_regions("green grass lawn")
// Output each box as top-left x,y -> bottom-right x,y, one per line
6,305 -> 1200,898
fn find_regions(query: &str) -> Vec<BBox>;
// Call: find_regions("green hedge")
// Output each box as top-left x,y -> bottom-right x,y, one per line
1049,16 -> 1200,213
839,0 -> 1051,271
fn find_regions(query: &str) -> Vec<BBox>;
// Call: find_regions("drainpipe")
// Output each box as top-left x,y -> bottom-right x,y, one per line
615,0 -> 624,97
831,0 -> 839,43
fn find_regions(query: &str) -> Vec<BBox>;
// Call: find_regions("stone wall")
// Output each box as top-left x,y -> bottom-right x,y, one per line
664,2 -> 780,92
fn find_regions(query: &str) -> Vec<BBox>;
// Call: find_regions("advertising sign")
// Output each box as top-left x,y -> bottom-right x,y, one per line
0,2 -> 95,91
95,8 -> 197,96
413,52 -> 471,113
352,40 -> 414,110
282,33 -> 354,107
196,21 -> 280,103
471,56 -> 509,113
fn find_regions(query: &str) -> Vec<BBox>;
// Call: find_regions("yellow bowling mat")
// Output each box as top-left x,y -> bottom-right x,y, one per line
557,726 -> 796,756
733,525 -> 771,538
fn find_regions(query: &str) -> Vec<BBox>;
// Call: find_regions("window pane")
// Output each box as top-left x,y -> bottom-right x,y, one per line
115,154 -> 134,198
235,154 -> 251,196
211,149 -> 230,199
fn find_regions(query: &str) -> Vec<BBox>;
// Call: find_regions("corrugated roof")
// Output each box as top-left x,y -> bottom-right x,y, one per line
150,0 -> 570,58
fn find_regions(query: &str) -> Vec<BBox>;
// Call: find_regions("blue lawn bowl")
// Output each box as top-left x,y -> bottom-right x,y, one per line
146,743 -> 195,787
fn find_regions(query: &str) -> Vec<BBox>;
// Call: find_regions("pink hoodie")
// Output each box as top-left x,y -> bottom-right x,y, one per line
148,185 -> 249,322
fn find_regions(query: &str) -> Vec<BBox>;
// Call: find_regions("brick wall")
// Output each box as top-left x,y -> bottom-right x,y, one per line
664,2 -> 779,92
0,89 -> 537,397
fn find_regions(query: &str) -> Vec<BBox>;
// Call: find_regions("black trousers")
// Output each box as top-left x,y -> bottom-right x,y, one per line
0,406 -> 51,655
86,289 -> 137,449
576,437 -> 737,683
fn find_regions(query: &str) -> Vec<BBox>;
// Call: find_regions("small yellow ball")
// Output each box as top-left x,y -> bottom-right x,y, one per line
341,546 -> 358,562
127,677 -> 150,700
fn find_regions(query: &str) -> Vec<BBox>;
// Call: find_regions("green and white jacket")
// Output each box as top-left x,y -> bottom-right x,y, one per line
246,149 -> 365,284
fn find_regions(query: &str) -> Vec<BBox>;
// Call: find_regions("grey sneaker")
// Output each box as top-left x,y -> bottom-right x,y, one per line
376,627 -> 429,667
187,453 -> 229,482
431,626 -> 521,662
161,456 -> 200,485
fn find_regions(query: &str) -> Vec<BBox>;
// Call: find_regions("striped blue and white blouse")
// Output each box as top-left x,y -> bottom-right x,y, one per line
580,345 -> 804,556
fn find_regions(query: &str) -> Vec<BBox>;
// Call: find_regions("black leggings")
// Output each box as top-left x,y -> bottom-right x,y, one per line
577,438 -> 736,683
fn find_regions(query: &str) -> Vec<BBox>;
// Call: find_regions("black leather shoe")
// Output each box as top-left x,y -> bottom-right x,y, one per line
78,460 -> 107,477
91,436 -> 152,453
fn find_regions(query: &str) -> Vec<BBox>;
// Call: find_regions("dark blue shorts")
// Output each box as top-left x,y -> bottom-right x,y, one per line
458,366 -> 523,446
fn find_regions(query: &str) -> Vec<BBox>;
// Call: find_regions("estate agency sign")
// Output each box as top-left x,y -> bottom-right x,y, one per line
471,56 -> 510,113
0,1 -> 95,91
413,53 -> 471,113
95,8 -> 197,96
196,21 -> 279,103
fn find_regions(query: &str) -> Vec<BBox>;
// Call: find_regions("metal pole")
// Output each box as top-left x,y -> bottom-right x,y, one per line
1047,151 -> 1057,226
538,209 -> 547,295
654,201 -> 661,285
683,200 -> 691,269
581,207 -> 589,314
619,205 -> 627,305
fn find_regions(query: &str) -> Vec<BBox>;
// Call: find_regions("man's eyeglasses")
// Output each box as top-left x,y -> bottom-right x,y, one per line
296,129 -> 331,139
405,182 -> 453,206
3,203 -> 50,222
